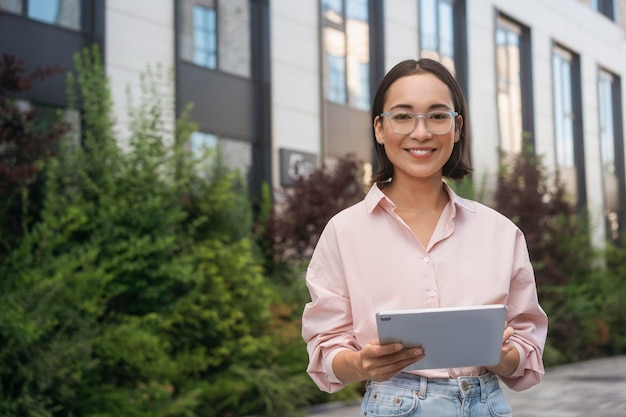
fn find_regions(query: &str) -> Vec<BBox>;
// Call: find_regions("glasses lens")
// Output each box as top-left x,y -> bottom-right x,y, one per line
388,112 -> 415,134
426,111 -> 453,134
387,111 -> 454,134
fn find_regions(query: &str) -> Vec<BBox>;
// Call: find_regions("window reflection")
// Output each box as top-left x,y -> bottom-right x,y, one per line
591,0 -> 615,20
28,0 -> 81,31
193,5 -> 217,68
552,46 -> 578,202
495,18 -> 523,157
190,131 -> 251,178
321,0 -> 370,111
598,69 -> 622,240
180,0 -> 250,78
0,0 -> 23,14
419,0 -> 455,75
346,0 -> 369,110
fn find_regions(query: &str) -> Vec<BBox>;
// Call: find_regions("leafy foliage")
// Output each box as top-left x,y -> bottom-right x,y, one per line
263,155 -> 365,274
493,147 -> 624,365
253,156 -> 369,408
0,45 -> 289,417
0,54 -> 71,261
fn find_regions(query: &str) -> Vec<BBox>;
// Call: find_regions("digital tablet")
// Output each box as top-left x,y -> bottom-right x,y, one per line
376,304 -> 507,371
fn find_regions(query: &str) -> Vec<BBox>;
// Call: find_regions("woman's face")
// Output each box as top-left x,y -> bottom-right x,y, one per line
374,73 -> 462,184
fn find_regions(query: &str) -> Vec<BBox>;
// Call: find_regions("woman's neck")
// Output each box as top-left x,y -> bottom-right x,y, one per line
383,178 -> 448,213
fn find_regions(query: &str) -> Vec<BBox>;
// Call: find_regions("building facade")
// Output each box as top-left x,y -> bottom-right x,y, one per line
1,0 -> 625,245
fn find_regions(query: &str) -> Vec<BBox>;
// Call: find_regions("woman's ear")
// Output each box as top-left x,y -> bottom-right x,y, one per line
374,116 -> 384,144
454,115 -> 463,143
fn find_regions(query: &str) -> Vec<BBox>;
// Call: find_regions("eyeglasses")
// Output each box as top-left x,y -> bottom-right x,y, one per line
379,110 -> 459,135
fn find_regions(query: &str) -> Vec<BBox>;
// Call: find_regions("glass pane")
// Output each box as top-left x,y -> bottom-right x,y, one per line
598,70 -> 621,239
0,0 -> 23,14
438,0 -> 455,74
598,71 -> 615,174
346,0 -> 367,21
554,52 -> 578,202
220,137 -> 252,177
324,27 -> 347,104
438,1 -> 454,58
191,131 -> 218,160
180,0 -> 215,65
322,0 -> 344,25
495,20 -> 523,156
28,0 -> 81,30
420,0 -> 438,52
218,0 -> 251,78
346,0 -> 370,110
193,5 -> 217,68
552,47 -> 577,205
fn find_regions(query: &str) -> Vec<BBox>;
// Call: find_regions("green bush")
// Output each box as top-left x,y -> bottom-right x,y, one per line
493,147 -> 625,365
0,45 -> 295,417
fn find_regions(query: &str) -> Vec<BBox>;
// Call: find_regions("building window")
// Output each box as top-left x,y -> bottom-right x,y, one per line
0,0 -> 82,31
179,0 -> 251,78
495,15 -> 533,157
552,45 -> 585,207
0,0 -> 22,14
591,0 -> 615,21
321,0 -> 370,111
191,131 -> 219,161
598,69 -> 624,240
419,0 -> 456,74
193,5 -> 217,68
190,132 -> 252,178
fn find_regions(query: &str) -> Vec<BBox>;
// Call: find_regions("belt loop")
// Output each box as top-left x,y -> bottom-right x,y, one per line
479,375 -> 487,402
418,376 -> 427,400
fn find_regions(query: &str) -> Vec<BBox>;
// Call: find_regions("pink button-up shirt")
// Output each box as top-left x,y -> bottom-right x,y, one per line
302,183 -> 547,393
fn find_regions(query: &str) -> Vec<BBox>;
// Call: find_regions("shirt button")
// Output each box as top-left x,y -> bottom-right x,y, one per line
429,291 -> 436,297
423,257 -> 430,263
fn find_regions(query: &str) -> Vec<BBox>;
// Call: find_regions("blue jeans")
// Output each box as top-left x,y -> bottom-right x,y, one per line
360,372 -> 512,417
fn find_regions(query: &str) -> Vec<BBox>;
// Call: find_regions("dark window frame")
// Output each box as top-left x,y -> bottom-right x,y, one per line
551,42 -> 587,210
597,67 -> 625,241
0,0 -> 93,33
418,0 -> 468,96
191,3 -> 218,69
494,12 -> 535,154
592,0 -> 616,21
319,0 -> 372,111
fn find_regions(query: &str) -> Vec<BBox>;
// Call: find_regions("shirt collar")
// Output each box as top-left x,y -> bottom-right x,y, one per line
364,181 -> 477,215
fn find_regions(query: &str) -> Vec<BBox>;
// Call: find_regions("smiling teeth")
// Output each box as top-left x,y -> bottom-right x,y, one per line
408,149 -> 433,155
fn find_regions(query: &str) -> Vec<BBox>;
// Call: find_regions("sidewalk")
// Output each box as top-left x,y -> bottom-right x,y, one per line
306,356 -> 626,416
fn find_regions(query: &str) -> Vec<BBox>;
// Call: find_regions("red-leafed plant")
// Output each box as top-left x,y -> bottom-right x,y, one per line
0,55 -> 70,261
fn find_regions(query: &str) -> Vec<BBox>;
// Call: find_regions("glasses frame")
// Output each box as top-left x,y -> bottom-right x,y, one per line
379,110 -> 459,135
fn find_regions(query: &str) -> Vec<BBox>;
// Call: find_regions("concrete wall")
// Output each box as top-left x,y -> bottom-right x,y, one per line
105,0 -> 176,147
270,0 -> 322,189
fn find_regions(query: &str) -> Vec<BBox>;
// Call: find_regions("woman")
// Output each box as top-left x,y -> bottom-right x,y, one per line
301,59 -> 548,416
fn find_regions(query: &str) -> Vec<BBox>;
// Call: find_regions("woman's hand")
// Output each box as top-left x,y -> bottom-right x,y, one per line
485,326 -> 520,377
333,340 -> 424,383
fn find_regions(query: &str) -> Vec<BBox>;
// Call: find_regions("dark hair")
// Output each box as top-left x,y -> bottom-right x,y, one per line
370,58 -> 472,184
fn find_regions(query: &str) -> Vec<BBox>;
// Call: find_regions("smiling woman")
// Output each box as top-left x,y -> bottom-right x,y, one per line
301,58 -> 548,417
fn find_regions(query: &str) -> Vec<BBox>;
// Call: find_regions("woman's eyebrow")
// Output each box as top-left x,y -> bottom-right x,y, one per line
387,103 -> 453,111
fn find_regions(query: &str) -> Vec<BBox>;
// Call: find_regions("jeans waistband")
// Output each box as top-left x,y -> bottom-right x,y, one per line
369,372 -> 500,402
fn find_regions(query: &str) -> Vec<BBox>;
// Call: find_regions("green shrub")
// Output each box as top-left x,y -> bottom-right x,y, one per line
493,147 -> 625,365
0,45 -> 291,417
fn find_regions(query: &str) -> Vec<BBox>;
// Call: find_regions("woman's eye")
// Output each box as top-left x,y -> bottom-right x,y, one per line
429,112 -> 449,120
393,113 -> 413,120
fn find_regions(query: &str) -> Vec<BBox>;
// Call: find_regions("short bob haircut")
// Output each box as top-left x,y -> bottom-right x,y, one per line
371,58 -> 472,184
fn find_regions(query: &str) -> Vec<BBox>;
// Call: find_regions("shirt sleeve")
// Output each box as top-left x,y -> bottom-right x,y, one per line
499,229 -> 549,391
301,221 -> 360,393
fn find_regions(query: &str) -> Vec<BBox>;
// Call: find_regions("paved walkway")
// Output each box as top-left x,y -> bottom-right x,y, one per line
306,356 -> 626,416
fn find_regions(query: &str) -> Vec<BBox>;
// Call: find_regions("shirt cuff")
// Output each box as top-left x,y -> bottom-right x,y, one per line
507,342 -> 525,378
325,347 -> 352,384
